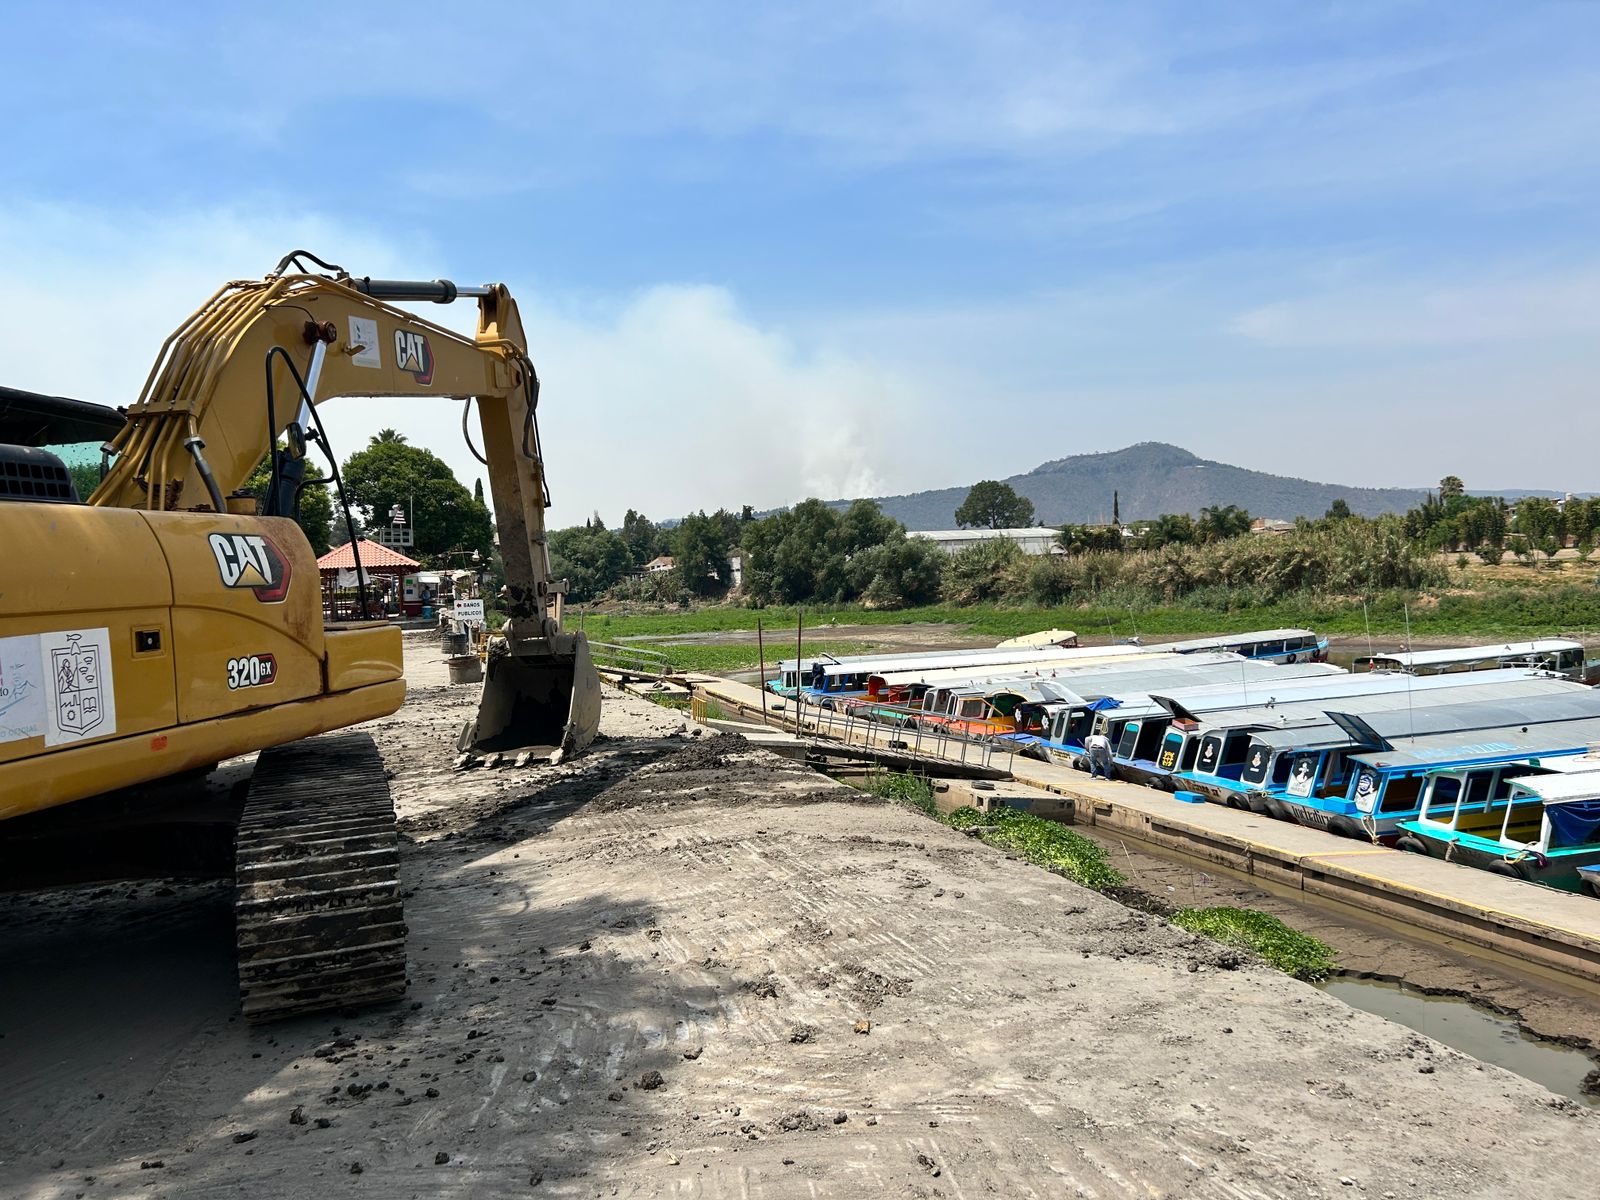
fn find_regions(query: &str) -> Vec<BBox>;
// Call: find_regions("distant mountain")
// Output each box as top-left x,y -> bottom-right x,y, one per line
840,443 -> 1433,530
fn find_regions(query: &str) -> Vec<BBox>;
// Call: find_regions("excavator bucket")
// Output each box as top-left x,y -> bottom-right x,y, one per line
457,633 -> 602,764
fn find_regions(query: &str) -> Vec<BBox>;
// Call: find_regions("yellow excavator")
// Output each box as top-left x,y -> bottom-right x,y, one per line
0,252 -> 601,1018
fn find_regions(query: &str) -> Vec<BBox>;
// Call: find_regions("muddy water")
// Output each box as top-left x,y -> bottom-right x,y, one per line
1322,977 -> 1599,1104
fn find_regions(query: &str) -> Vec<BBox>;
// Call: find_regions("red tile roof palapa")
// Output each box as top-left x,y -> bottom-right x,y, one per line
316,539 -> 421,570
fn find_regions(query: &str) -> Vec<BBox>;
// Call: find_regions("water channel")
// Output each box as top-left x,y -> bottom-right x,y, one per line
1322,977 -> 1598,1105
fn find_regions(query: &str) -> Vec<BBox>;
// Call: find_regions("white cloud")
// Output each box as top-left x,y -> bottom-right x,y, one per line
0,203 -> 918,524
515,285 -> 912,521
1230,267 -> 1600,348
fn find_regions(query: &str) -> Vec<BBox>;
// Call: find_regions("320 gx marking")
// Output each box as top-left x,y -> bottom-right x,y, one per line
227,654 -> 277,690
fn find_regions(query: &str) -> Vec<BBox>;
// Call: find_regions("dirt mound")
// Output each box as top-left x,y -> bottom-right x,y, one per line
584,733 -> 874,813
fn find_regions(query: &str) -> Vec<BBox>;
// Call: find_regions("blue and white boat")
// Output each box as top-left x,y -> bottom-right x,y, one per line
1172,672 -> 1588,809
1277,716 -> 1600,842
1395,757 -> 1600,888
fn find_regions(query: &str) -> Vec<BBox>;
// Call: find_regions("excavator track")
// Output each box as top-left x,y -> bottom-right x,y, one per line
235,732 -> 407,1021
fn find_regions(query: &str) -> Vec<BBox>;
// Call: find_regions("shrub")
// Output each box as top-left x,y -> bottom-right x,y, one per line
940,539 -> 1027,605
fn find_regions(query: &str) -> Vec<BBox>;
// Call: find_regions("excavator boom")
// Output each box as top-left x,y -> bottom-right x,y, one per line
90,254 -> 600,762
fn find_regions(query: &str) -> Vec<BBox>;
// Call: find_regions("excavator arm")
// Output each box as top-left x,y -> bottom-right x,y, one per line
92,255 -> 598,759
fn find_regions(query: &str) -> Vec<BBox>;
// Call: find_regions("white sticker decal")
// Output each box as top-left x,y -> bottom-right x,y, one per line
40,627 -> 116,747
227,654 -> 278,690
348,316 -> 381,368
0,634 -> 46,744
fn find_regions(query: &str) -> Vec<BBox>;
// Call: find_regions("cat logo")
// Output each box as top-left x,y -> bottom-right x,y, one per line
208,532 -> 293,603
394,329 -> 435,384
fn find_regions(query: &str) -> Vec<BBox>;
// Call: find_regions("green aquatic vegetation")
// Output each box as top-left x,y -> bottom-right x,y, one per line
945,805 -> 1125,891
865,771 -> 938,818
1171,906 -> 1337,982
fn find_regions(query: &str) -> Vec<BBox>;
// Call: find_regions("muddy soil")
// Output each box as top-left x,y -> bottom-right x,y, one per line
3,631 -> 1599,1198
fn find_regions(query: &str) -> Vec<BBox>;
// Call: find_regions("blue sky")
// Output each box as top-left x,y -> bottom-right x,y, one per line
4,2 -> 1598,521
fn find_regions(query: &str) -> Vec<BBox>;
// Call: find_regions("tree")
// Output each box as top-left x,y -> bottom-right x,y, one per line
244,447 -> 335,555
1439,475 -> 1465,501
1325,498 -> 1352,520
1112,490 -> 1120,525
1058,524 -> 1124,554
672,511 -> 735,597
341,435 -> 493,564
940,538 -> 1026,605
1142,512 -> 1197,548
837,499 -> 900,555
846,535 -> 944,609
1513,496 -> 1563,545
67,462 -> 101,502
473,478 -> 485,504
620,509 -> 666,565
954,480 -> 1035,530
548,523 -> 632,601
1197,504 -> 1252,542
742,499 -> 848,605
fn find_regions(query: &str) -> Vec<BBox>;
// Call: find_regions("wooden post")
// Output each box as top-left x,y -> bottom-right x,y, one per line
796,610 -> 804,725
757,617 -> 769,727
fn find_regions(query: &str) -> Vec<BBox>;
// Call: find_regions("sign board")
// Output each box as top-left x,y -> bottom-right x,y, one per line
454,599 -> 485,623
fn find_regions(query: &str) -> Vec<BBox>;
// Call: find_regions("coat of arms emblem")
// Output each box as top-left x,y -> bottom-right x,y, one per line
51,633 -> 105,736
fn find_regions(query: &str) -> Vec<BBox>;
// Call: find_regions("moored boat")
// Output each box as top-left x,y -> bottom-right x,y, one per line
1395,758 -> 1600,889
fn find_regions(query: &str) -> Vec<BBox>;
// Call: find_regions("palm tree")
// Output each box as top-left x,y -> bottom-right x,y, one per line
371,428 -> 408,446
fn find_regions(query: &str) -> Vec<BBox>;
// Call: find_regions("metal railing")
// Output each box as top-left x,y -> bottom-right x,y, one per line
588,640 -> 673,678
785,693 -> 1018,774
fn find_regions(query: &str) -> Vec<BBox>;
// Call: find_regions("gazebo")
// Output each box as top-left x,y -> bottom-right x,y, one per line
317,540 -> 423,620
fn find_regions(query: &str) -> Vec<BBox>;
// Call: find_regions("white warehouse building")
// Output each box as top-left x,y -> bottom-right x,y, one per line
910,527 -> 1061,556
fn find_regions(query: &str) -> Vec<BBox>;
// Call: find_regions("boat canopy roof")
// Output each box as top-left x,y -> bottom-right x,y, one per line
917,658 -> 1327,709
1239,675 -> 1578,751
1347,717 -> 1600,770
995,629 -> 1078,648
870,651 -> 1231,689
1157,628 -> 1320,653
870,649 -> 1228,684
1135,664 -> 1551,724
812,643 -> 1153,681
952,678 -> 1085,705
1210,675 -> 1587,740
1357,639 -> 1582,670
1514,763 -> 1600,804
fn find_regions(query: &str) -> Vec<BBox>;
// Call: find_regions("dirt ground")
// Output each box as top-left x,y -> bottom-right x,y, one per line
3,632 -> 1600,1198
1067,824 -> 1600,1054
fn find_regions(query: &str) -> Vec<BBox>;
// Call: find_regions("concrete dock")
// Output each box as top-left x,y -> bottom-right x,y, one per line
677,672 -> 1600,987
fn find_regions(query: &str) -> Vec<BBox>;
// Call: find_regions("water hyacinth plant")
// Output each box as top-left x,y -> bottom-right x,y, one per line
1170,906 -> 1337,982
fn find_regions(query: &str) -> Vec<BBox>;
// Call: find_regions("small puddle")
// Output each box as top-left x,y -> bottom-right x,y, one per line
1322,976 -> 1598,1105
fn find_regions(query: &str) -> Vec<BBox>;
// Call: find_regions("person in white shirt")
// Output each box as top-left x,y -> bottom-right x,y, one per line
1084,730 -> 1113,780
